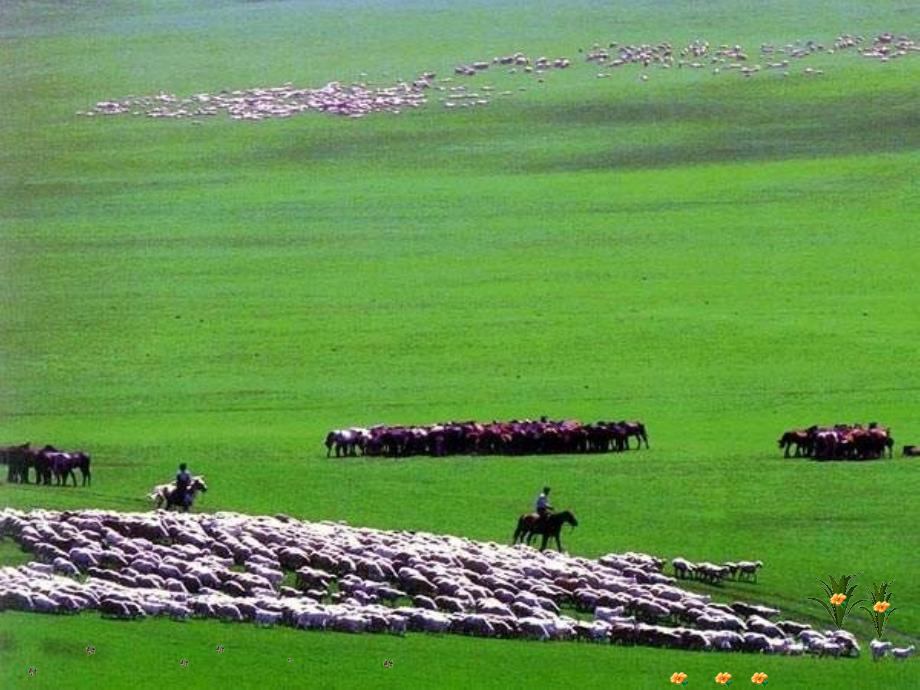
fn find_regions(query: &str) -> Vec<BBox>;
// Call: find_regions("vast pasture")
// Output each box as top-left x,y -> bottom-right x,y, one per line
1,1 -> 919,688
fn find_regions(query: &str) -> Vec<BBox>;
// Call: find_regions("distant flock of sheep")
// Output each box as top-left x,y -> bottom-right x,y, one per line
451,32 -> 916,83
77,31 -> 916,123
325,419 -> 648,458
77,80 -> 429,122
6,507 -> 915,659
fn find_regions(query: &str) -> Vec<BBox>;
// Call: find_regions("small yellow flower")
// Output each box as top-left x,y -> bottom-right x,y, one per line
873,600 -> 890,613
751,672 -> 768,684
715,672 -> 733,684
830,593 -> 847,606
671,671 -> 688,684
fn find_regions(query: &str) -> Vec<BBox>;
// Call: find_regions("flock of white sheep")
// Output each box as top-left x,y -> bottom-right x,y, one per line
76,31 -> 916,123
454,32 -> 917,83
76,80 -> 429,122
3,507 -> 912,659
671,557 -> 763,585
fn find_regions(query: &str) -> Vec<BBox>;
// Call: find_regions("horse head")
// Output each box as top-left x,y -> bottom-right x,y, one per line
561,511 -> 578,527
192,476 -> 208,493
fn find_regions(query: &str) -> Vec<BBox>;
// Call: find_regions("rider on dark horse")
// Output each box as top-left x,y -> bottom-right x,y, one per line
535,486 -> 553,529
175,463 -> 192,510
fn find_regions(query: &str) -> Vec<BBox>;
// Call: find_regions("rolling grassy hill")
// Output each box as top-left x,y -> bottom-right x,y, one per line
1,1 -> 918,688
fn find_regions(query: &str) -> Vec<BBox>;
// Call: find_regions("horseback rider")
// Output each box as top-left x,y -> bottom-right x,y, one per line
175,463 -> 192,508
535,486 -> 553,528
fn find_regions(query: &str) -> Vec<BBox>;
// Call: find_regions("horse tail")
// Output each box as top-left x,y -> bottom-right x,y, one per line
81,453 -> 91,486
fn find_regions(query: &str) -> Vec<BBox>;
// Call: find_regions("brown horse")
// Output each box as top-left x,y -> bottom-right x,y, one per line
512,510 -> 578,552
778,429 -> 812,457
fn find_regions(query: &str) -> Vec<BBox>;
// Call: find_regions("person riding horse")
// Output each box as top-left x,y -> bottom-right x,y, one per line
535,486 -> 553,529
175,463 -> 192,509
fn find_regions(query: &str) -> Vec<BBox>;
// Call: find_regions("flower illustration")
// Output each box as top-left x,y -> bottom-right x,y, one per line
671,671 -> 688,685
715,672 -> 733,685
751,672 -> 768,685
860,582 -> 897,639
809,575 -> 865,629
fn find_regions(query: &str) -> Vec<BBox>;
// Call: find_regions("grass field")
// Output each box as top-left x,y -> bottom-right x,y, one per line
1,1 -> 919,688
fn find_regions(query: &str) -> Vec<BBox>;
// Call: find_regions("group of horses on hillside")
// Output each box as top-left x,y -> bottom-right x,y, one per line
325,419 -> 649,458
0,443 -> 91,486
777,423 -> 893,460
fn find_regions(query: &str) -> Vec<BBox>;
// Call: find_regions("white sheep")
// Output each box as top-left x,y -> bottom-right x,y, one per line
892,645 -> 916,660
870,639 -> 892,661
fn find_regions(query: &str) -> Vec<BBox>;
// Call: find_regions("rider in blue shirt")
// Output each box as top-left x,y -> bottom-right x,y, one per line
535,486 -> 553,522
175,463 -> 192,507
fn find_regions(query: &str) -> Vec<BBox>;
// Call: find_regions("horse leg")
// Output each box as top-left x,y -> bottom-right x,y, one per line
540,534 -> 548,552
555,533 -> 563,552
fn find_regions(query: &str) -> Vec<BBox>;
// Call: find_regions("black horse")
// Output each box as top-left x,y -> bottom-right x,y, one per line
512,510 -> 578,552
2,443 -> 33,483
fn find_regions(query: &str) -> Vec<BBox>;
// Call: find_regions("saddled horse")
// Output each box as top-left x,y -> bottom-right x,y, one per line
148,476 -> 208,512
512,510 -> 578,552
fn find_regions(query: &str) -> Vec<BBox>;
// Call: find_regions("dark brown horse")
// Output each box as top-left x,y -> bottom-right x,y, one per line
621,421 -> 649,450
778,429 -> 813,457
512,510 -> 578,552
1,443 -> 34,483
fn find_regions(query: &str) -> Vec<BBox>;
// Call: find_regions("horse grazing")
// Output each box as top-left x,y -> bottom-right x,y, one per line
778,429 -> 813,457
148,476 -> 208,512
325,429 -> 368,457
512,510 -> 579,552
621,421 -> 649,450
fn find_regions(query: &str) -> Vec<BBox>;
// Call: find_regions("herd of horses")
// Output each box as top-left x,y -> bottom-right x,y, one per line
0,443 -> 91,486
325,419 -> 650,458
777,423 -> 894,460
0,420 -> 906,496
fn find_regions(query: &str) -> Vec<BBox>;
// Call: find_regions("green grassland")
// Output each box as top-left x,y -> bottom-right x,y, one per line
1,1 -> 919,688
